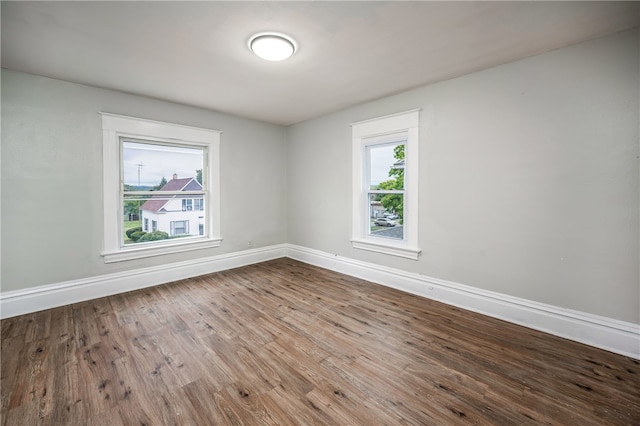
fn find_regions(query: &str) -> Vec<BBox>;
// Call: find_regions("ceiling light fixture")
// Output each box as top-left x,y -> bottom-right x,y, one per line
249,33 -> 296,61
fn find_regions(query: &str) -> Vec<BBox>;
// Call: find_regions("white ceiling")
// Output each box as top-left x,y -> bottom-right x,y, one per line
2,1 -> 639,126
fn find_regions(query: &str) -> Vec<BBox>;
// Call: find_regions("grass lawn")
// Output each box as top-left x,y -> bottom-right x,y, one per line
124,220 -> 141,229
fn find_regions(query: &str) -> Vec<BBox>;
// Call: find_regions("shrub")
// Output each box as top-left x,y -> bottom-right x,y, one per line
126,227 -> 142,239
138,231 -> 169,242
130,230 -> 147,241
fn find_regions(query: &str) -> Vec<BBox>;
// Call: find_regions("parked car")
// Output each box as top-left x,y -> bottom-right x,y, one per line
387,214 -> 400,220
374,217 -> 396,227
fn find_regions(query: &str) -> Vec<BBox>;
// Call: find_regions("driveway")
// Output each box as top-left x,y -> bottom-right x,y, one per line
372,225 -> 403,239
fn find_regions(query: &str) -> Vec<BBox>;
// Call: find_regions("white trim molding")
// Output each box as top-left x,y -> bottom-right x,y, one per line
102,237 -> 223,263
351,109 -> 421,259
100,113 -> 222,263
351,238 -> 420,260
286,244 -> 640,360
0,245 -> 286,319
2,243 -> 637,359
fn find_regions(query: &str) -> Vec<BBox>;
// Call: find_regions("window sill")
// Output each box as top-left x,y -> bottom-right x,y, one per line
351,238 -> 421,260
102,238 -> 222,263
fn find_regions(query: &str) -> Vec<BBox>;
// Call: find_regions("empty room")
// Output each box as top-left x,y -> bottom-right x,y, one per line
1,1 -> 639,425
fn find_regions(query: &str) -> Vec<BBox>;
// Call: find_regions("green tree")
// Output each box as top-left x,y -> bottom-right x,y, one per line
388,144 -> 405,180
378,181 -> 403,219
196,169 -> 202,185
152,176 -> 167,191
377,145 -> 405,218
124,200 -> 139,218
123,183 -> 140,219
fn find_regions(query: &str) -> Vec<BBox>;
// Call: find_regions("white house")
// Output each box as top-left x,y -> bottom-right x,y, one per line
140,174 -> 204,238
370,199 -> 385,218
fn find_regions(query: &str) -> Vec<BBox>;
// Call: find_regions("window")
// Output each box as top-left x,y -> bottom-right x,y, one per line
171,220 -> 189,236
101,113 -> 221,263
367,139 -> 405,239
122,141 -> 205,245
194,198 -> 204,211
351,109 -> 421,259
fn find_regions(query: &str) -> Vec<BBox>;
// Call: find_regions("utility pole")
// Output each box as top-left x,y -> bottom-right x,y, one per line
136,163 -> 144,223
136,163 -> 144,187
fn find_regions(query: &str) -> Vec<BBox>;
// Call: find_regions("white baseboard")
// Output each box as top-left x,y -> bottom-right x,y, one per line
2,242 -> 638,359
286,244 -> 640,359
0,244 -> 287,319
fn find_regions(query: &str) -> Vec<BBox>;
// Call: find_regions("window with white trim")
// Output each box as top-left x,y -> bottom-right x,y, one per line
170,220 -> 189,236
182,199 -> 193,211
101,113 -> 221,263
351,109 -> 421,260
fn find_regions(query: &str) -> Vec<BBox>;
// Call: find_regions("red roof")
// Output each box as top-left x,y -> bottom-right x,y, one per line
140,177 -> 201,213
157,177 -> 193,191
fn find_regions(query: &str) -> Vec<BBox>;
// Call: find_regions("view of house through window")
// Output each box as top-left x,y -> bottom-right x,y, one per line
122,140 -> 206,245
367,140 -> 406,240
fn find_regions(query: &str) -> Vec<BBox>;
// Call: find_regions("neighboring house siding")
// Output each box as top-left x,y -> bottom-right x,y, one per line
140,176 -> 204,237
370,201 -> 385,218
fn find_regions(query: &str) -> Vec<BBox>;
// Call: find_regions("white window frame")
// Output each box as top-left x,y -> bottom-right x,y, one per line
182,199 -> 193,211
101,113 -> 222,263
170,220 -> 189,236
351,109 -> 421,260
194,198 -> 204,211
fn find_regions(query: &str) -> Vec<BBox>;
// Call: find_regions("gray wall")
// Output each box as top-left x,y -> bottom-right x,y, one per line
1,70 -> 287,291
287,29 -> 640,324
2,29 -> 638,325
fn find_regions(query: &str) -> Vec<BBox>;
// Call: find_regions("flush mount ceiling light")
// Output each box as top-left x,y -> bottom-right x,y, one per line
249,32 -> 296,61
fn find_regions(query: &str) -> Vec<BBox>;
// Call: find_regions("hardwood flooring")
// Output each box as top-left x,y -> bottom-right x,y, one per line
1,258 -> 639,425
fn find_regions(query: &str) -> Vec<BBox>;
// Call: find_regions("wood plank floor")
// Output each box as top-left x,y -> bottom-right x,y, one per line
1,258 -> 639,425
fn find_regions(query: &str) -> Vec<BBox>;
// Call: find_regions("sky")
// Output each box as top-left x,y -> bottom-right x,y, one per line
369,143 -> 400,186
123,141 -> 203,187
122,140 -> 398,187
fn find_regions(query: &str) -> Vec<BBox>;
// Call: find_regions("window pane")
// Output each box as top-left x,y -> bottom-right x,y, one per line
368,143 -> 405,190
369,193 -> 404,240
171,220 -> 188,235
123,194 -> 205,244
182,199 -> 193,211
123,141 -> 204,190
